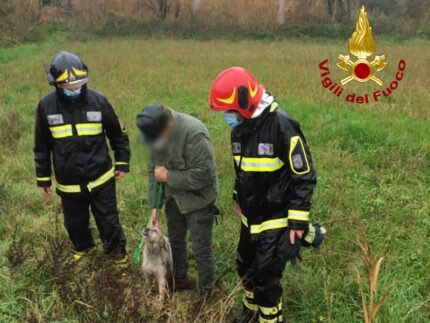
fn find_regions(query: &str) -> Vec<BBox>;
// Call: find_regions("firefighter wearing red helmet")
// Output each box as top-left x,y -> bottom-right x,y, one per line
210,67 -> 325,323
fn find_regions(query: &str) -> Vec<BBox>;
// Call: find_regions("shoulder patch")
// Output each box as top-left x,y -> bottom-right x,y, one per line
289,136 -> 310,175
232,142 -> 241,154
46,114 -> 64,126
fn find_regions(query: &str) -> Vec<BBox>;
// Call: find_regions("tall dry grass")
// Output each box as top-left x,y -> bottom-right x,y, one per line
355,230 -> 397,323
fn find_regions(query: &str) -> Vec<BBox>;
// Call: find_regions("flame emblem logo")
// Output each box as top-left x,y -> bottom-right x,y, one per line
337,6 -> 387,86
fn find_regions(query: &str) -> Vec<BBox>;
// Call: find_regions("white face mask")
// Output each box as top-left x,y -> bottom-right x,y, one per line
152,137 -> 169,151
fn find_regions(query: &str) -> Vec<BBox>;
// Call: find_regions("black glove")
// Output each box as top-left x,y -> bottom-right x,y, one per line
279,229 -> 302,265
301,223 -> 326,248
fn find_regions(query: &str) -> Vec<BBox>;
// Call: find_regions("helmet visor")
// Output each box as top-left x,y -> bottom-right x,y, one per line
57,78 -> 88,90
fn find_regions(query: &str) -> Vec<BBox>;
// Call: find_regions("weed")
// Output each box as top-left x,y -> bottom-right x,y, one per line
356,229 -> 397,323
5,225 -> 31,269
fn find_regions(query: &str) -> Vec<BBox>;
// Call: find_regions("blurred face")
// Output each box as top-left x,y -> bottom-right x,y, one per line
58,78 -> 88,97
152,119 -> 174,150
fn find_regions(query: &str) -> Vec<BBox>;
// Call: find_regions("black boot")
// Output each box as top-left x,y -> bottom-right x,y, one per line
233,307 -> 258,323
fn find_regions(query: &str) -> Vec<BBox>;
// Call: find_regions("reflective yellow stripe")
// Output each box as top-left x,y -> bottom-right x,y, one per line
50,124 -> 73,139
243,297 -> 258,312
259,305 -> 279,316
37,177 -> 51,181
244,289 -> 254,298
304,223 -> 316,244
259,317 -> 281,323
234,156 -> 284,172
250,218 -> 288,234
87,167 -> 114,192
76,123 -> 103,136
72,67 -> 87,77
115,161 -> 128,165
259,301 -> 282,322
241,214 -> 248,227
269,102 -> 278,112
56,183 -> 81,193
56,69 -> 69,82
288,209 -> 309,222
57,167 -> 114,193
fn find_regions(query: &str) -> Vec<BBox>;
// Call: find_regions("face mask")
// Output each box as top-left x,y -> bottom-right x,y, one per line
223,112 -> 241,128
152,137 -> 169,151
63,88 -> 82,98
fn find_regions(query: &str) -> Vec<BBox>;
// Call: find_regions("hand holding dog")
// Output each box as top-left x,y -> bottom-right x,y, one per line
155,166 -> 168,183
151,208 -> 160,229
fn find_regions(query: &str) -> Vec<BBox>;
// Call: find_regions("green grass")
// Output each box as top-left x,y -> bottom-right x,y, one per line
0,37 -> 429,322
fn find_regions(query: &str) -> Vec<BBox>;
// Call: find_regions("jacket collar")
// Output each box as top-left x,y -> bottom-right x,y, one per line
56,84 -> 89,107
237,98 -> 277,135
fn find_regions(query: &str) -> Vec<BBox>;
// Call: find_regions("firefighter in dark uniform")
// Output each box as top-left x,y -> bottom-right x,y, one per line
34,51 -> 130,264
209,67 -> 325,323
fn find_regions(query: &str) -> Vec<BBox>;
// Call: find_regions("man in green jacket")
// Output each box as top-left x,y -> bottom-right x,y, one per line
136,104 -> 219,295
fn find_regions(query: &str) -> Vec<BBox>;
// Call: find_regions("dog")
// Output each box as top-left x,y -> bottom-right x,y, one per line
141,227 -> 173,300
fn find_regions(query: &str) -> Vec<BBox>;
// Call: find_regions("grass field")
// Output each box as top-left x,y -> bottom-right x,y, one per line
0,37 -> 429,322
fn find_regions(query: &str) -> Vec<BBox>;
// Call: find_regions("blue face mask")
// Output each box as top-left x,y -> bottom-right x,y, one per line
63,88 -> 82,98
223,112 -> 241,128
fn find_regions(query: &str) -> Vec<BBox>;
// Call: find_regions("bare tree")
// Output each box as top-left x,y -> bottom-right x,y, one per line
278,0 -> 285,25
345,0 -> 351,24
191,0 -> 201,14
141,0 -> 169,21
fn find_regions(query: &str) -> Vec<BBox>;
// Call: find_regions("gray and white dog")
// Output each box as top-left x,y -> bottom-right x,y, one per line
141,227 -> 173,300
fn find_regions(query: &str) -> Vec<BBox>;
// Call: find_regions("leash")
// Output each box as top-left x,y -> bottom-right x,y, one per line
132,180 -> 164,268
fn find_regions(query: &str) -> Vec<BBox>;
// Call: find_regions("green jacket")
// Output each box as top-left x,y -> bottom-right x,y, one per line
148,109 -> 218,214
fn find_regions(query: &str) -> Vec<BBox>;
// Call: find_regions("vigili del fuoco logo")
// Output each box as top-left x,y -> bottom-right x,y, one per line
319,6 -> 406,104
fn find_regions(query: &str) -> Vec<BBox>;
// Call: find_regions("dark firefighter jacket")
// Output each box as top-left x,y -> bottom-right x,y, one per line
34,86 -> 130,194
232,101 -> 316,234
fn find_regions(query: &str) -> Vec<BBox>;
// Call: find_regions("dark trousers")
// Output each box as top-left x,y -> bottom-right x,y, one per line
165,198 -> 215,293
60,180 -> 126,255
237,224 -> 288,321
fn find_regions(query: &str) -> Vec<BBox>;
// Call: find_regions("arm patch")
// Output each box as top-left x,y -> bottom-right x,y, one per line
289,136 -> 310,175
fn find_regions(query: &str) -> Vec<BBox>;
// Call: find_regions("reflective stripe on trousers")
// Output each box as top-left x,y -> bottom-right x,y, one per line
259,301 -> 283,322
243,289 -> 257,312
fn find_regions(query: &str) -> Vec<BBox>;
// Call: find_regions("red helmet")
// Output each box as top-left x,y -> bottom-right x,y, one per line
210,67 -> 264,119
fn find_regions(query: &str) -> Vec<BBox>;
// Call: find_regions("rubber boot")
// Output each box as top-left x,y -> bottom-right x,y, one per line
233,307 -> 258,323
72,245 -> 97,261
